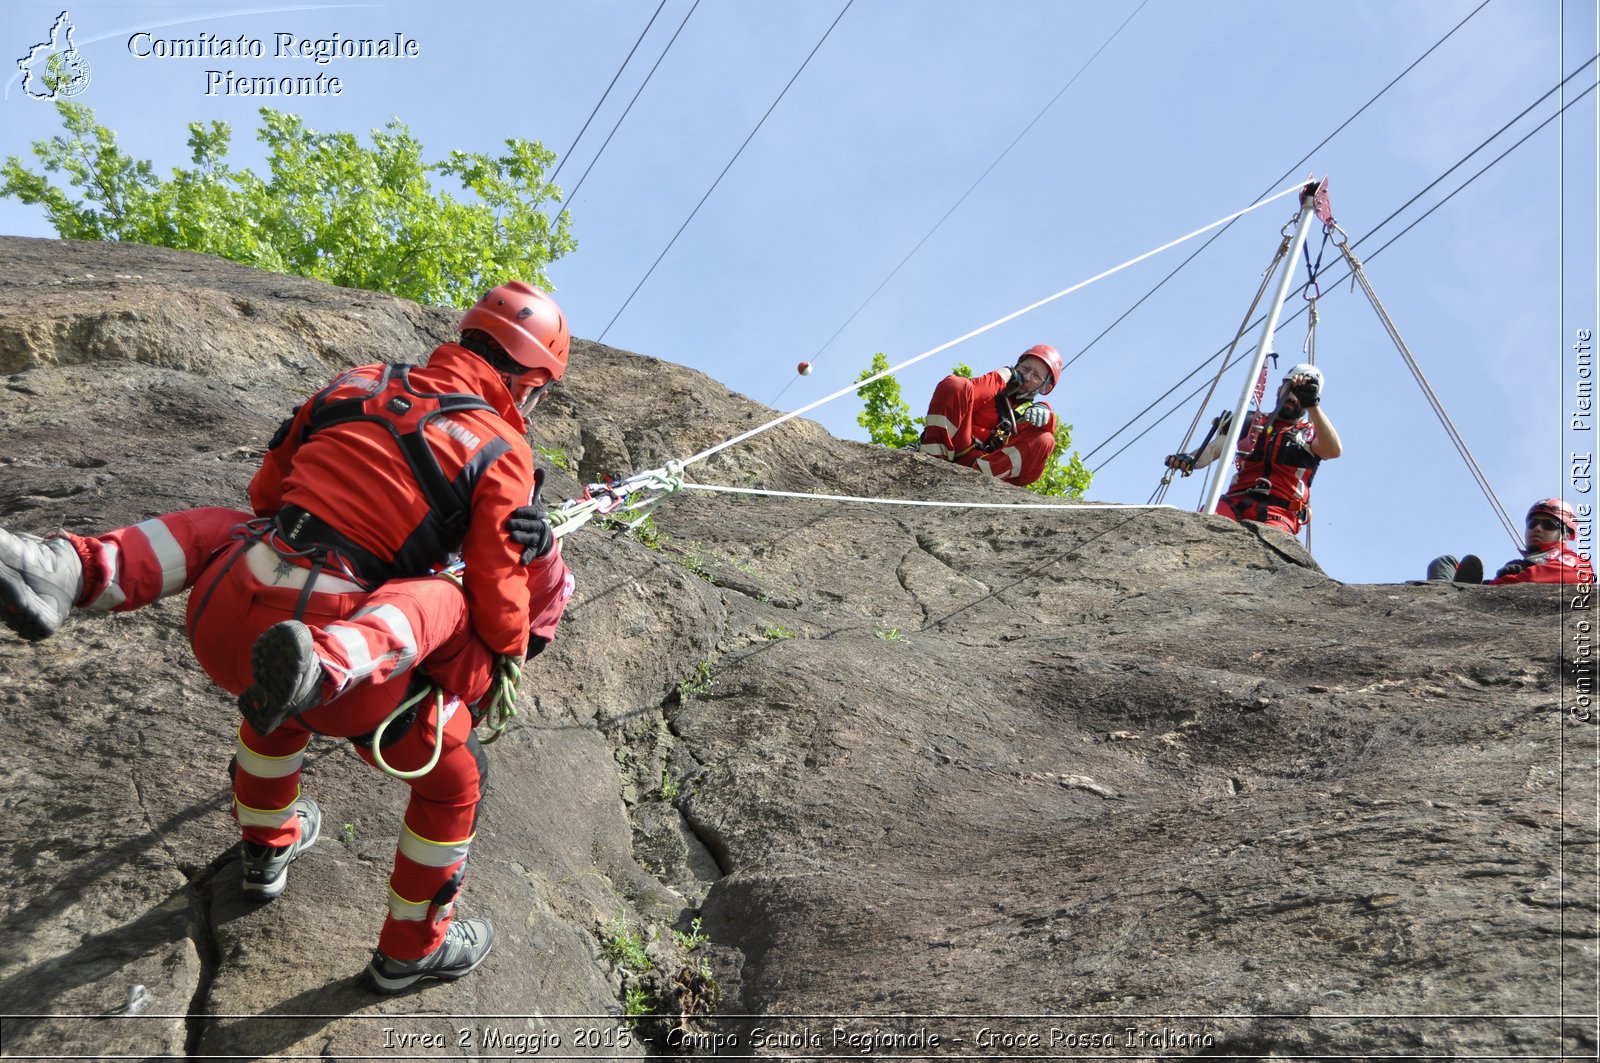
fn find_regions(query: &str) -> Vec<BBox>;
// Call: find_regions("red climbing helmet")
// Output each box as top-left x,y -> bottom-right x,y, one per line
459,282 -> 570,383
1017,344 -> 1063,396
1527,498 -> 1578,538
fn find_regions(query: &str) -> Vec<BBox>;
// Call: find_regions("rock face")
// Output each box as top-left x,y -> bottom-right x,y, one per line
0,237 -> 1592,1060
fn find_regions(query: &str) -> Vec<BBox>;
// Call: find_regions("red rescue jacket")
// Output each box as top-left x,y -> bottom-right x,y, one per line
250,343 -> 568,657
1489,542 -> 1595,585
1224,411 -> 1320,516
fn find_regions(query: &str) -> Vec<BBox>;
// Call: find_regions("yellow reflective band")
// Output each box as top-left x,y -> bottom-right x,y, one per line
387,887 -> 431,922
398,824 -> 473,869
233,793 -> 299,828
234,731 -> 309,780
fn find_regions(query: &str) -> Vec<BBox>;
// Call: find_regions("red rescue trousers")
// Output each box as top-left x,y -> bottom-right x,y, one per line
66,506 -> 495,960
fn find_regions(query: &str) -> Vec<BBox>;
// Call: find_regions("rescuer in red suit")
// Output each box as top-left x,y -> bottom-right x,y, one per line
1164,363 -> 1344,535
0,282 -> 574,993
1426,498 -> 1594,585
918,344 -> 1064,487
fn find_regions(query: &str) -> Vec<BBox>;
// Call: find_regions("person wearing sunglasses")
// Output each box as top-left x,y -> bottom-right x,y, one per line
1426,498 -> 1592,585
918,344 -> 1064,487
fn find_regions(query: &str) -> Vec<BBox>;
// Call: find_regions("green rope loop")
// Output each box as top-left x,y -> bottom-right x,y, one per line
369,683 -> 446,780
479,654 -> 522,745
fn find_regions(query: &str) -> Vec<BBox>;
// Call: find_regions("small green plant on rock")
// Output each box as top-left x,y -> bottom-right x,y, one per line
762,624 -> 794,640
678,658 -> 716,702
672,916 -> 711,951
602,917 -> 653,973
340,822 -> 358,845
533,444 -> 571,473
658,770 -> 680,801
622,985 -> 656,1029
876,626 -> 902,642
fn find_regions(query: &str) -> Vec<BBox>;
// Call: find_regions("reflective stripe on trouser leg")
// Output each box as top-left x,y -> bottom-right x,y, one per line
232,718 -> 312,848
83,507 -> 252,613
314,579 -> 466,691
365,701 -> 484,961
920,376 -> 975,457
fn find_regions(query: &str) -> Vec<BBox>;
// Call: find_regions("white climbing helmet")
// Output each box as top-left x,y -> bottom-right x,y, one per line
1282,362 -> 1323,389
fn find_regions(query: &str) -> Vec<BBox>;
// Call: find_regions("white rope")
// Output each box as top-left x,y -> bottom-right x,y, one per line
682,481 -> 1176,512
681,180 -> 1312,470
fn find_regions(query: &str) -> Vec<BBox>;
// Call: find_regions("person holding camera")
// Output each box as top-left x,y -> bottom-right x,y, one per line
1163,363 -> 1342,535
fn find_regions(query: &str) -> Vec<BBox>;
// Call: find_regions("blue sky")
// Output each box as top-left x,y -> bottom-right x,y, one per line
2,1 -> 1596,585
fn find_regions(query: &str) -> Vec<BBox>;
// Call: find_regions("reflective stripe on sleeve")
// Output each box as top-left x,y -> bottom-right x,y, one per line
923,414 -> 958,435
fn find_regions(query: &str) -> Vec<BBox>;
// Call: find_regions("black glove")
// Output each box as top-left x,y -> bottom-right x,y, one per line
1291,380 -> 1321,407
1164,452 -> 1197,474
507,468 -> 554,563
1496,559 -> 1530,579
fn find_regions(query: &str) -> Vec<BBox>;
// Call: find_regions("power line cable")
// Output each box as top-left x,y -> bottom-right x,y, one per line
1062,0 -> 1494,373
1084,70 -> 1600,477
766,0 -> 1151,408
547,0 -> 669,191
599,0 -> 855,342
561,0 -> 702,219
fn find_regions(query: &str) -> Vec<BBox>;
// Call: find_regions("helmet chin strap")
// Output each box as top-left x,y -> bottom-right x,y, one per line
514,377 -> 553,417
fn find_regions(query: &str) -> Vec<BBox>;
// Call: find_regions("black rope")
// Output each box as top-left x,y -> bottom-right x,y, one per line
1085,57 -> 1600,472
599,0 -> 854,342
547,0 -> 669,190
1063,0 -> 1494,373
561,0 -> 702,220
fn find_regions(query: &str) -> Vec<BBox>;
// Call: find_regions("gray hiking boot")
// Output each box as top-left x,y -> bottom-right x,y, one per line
365,917 -> 496,994
240,798 -> 321,901
0,529 -> 82,641
239,621 -> 324,735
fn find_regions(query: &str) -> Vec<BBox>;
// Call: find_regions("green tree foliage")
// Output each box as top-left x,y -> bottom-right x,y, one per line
855,352 -> 923,449
855,353 -> 1093,499
1,101 -> 575,306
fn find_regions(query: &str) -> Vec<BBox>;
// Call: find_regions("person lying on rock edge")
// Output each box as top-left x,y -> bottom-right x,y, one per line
1164,362 -> 1343,535
0,281 -> 575,995
918,344 -> 1063,487
1425,498 -> 1594,585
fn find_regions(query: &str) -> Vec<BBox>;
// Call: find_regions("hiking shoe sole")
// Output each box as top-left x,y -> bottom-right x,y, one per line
239,621 -> 322,734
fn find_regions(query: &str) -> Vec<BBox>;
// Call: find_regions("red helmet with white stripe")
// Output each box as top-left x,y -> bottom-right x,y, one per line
459,282 -> 570,383
1528,498 -> 1578,539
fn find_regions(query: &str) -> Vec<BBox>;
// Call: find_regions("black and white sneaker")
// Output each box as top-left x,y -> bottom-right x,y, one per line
239,621 -> 324,735
241,798 -> 321,901
0,529 -> 82,641
365,917 -> 496,994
